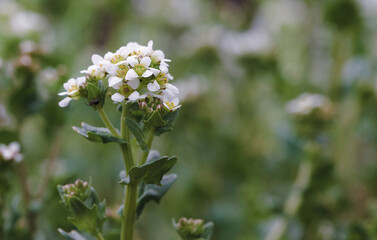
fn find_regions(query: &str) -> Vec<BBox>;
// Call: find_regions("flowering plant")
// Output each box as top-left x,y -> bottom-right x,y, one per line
57,40 -> 211,240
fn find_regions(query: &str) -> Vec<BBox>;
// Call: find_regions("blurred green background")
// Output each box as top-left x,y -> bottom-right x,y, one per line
2,0 -> 377,239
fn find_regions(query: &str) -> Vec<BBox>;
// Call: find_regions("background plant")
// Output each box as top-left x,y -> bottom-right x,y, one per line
1,0 -> 377,239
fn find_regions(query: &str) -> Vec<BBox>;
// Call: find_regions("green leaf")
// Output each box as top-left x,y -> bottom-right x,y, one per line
201,222 -> 215,240
136,174 -> 177,218
124,156 -> 177,185
72,122 -> 125,144
67,197 -> 105,235
86,81 -> 107,108
154,109 -> 180,136
144,110 -> 167,129
125,117 -> 148,151
58,229 -> 88,240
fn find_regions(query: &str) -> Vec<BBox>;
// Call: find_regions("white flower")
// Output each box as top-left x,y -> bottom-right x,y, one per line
0,142 -> 23,162
111,91 -> 140,103
147,80 -> 160,92
286,93 -> 328,115
80,65 -> 106,79
163,97 -> 181,111
58,77 -> 86,107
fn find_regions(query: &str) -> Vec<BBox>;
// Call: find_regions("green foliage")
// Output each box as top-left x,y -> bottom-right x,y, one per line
57,184 -> 106,236
86,80 -> 108,109
119,156 -> 177,185
125,117 -> 148,151
136,174 -> 178,218
72,123 -> 125,144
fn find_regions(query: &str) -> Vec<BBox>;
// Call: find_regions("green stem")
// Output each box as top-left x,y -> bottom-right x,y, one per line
264,159 -> 312,240
120,183 -> 138,240
139,130 -> 155,166
120,102 -> 137,240
98,107 -> 121,138
0,195 -> 5,240
94,229 -> 105,240
121,103 -> 134,168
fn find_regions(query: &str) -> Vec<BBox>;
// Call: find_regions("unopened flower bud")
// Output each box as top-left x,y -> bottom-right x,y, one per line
175,217 -> 205,237
139,101 -> 147,110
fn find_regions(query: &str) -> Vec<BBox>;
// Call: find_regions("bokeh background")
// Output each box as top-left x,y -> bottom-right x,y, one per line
1,0 -> 377,239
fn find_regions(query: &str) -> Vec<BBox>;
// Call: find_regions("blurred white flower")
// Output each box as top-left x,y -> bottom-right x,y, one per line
0,142 -> 23,162
286,93 -> 329,115
10,11 -> 47,36
19,40 -> 37,54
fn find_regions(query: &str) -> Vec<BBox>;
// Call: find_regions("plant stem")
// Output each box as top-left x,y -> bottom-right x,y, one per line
36,128 -> 62,199
94,229 -> 105,240
98,107 -> 121,138
139,130 -> 155,166
264,159 -> 312,240
0,195 -> 5,240
120,183 -> 138,240
120,102 -> 137,240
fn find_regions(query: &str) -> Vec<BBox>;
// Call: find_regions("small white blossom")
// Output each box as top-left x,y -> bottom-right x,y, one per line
58,77 -> 86,107
286,93 -> 329,115
163,97 -> 181,111
0,142 -> 23,162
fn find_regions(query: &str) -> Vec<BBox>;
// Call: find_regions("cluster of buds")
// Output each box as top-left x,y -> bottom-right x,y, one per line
174,217 -> 205,238
58,41 -> 181,112
138,95 -> 180,115
285,93 -> 333,118
61,179 -> 90,203
0,142 -> 23,163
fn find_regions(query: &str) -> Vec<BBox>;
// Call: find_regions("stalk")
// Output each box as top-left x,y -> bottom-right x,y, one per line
139,130 -> 155,166
98,107 -> 121,138
94,229 -> 105,240
120,102 -> 137,240
264,159 -> 312,240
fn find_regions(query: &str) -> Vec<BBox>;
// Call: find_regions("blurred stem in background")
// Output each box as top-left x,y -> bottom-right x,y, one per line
265,148 -> 314,240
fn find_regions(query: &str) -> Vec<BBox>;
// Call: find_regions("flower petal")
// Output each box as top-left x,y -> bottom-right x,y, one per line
127,56 -> 138,67
105,64 -> 119,75
128,91 -> 140,101
58,97 -> 73,107
140,57 -> 151,67
92,54 -> 103,65
166,83 -> 179,93
147,80 -> 160,92
58,91 -> 69,96
64,78 -> 76,91
111,93 -> 125,102
109,76 -> 123,89
160,65 -> 168,73
125,69 -> 139,80
142,69 -> 153,78
127,79 -> 140,89
149,67 -> 160,76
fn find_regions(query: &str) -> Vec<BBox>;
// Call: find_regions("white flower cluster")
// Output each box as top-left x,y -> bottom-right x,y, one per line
0,142 -> 23,163
285,93 -> 330,115
58,41 -> 181,111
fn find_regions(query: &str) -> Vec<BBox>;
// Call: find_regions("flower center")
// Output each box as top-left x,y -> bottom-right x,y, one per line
134,64 -> 146,76
110,54 -> 124,64
116,65 -> 128,78
156,73 -> 168,85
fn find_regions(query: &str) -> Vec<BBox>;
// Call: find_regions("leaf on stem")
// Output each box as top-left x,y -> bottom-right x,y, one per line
119,156 -> 177,185
154,109 -> 180,136
72,122 -> 125,144
125,117 -> 148,151
136,174 -> 178,218
202,222 -> 215,240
